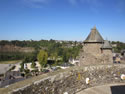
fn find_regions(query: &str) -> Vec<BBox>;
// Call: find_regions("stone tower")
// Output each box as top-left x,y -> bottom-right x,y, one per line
80,26 -> 113,65
101,40 -> 113,64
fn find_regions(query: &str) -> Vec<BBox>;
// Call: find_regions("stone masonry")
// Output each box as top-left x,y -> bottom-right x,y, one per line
1,64 -> 125,94
80,26 -> 113,65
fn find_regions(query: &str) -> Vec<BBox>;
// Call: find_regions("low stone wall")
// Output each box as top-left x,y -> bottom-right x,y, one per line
1,64 -> 125,94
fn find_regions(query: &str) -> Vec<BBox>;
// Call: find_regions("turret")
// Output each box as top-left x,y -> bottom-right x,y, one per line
101,40 -> 112,55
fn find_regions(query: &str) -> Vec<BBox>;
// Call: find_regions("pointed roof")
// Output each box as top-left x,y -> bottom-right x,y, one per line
101,40 -> 112,49
84,26 -> 104,43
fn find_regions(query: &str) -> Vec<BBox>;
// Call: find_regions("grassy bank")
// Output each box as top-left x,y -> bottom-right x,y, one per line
0,60 -> 22,64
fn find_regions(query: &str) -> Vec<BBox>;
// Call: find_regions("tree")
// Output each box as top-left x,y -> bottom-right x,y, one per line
62,49 -> 70,62
31,62 -> 36,68
20,61 -> 25,72
37,50 -> 48,68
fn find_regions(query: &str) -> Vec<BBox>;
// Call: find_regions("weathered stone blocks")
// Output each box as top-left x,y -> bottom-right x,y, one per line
1,64 -> 125,94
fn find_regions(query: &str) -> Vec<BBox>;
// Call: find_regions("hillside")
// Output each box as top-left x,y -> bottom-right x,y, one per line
0,45 -> 34,53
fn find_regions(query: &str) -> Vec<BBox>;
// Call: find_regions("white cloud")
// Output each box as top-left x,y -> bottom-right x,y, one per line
68,0 -> 102,13
22,0 -> 51,8
68,0 -> 102,7
68,0 -> 97,5
22,0 -> 101,8
68,0 -> 77,5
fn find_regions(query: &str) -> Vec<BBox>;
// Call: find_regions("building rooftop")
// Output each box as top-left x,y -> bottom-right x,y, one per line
101,40 -> 112,49
84,26 -> 104,43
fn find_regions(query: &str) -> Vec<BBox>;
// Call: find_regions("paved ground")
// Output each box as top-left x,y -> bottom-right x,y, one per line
77,83 -> 125,94
0,64 -> 13,74
0,62 -> 21,74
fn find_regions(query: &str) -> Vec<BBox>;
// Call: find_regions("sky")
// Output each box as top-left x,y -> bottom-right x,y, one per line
0,0 -> 125,42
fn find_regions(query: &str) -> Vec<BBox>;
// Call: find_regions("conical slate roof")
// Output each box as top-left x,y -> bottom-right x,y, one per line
84,26 -> 104,43
101,40 -> 112,49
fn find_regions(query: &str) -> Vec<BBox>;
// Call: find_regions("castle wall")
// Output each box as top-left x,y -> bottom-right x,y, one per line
1,65 -> 125,94
83,43 -> 102,55
102,49 -> 113,63
80,43 -> 113,65
103,49 -> 112,55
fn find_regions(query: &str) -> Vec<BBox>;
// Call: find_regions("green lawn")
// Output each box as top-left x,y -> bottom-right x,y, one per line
0,60 -> 22,64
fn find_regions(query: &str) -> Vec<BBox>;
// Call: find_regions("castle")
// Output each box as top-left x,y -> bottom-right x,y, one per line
80,26 -> 113,65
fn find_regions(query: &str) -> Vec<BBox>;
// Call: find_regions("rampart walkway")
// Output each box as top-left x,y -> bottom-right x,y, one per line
1,64 -> 125,94
77,83 -> 125,94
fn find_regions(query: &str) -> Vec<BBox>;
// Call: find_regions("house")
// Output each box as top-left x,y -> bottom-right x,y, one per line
13,61 -> 41,72
13,63 -> 21,71
112,44 -> 117,47
69,58 -> 79,66
59,63 -> 73,69
24,62 -> 41,71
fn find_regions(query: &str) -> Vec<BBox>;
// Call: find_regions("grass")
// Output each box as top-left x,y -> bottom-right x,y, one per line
0,60 -> 22,64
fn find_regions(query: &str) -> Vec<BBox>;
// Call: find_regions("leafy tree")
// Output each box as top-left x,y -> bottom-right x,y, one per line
37,50 -> 48,68
20,62 -> 24,72
62,49 -> 70,62
31,62 -> 36,68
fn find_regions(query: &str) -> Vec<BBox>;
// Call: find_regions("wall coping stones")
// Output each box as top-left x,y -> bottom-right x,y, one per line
0,64 -> 125,94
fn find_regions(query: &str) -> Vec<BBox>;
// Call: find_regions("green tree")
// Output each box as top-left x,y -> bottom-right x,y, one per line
20,61 -> 24,72
37,50 -> 48,68
31,62 -> 36,68
62,49 -> 70,62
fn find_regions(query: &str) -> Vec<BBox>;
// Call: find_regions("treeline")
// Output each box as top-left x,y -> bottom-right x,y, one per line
0,40 -> 81,49
111,41 -> 125,53
0,39 -> 83,63
0,52 -> 36,61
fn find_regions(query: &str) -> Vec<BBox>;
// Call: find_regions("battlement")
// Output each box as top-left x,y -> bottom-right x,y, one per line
1,64 -> 125,94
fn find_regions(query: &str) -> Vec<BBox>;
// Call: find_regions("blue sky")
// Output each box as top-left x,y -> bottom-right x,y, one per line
0,0 -> 125,42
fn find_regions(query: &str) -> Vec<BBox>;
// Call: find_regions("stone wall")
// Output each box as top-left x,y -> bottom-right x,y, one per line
102,49 -> 113,64
83,43 -> 102,55
80,43 -> 113,65
103,49 -> 112,55
1,64 -> 125,94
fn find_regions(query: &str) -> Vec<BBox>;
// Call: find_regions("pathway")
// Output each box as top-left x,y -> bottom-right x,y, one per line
77,83 -> 125,94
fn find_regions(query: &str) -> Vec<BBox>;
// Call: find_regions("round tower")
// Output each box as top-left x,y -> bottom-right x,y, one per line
101,40 -> 112,54
80,26 -> 113,65
101,40 -> 113,63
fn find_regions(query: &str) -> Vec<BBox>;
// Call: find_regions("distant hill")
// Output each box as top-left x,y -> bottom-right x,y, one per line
0,45 -> 35,53
0,40 -> 82,62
